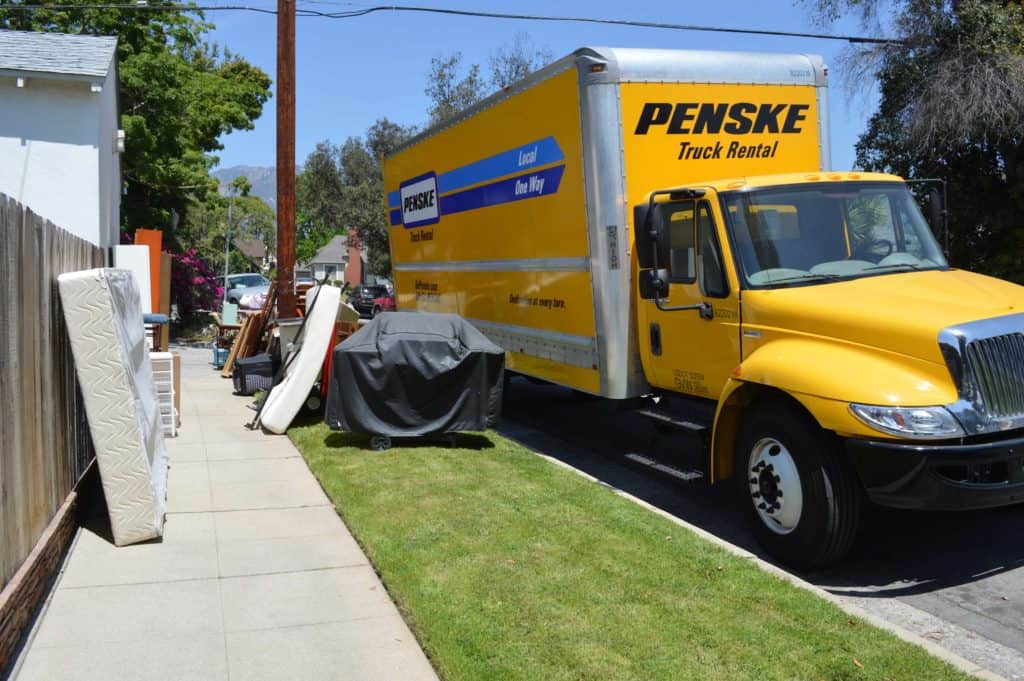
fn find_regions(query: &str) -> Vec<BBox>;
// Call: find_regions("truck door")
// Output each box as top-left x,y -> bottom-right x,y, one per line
640,199 -> 741,399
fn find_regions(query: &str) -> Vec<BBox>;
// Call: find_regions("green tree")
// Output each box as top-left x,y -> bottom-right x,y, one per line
228,175 -> 253,198
177,191 -> 276,276
296,119 -> 415,275
297,38 -> 550,279
425,52 -> 486,126
0,1 -> 272,238
804,0 -> 1024,282
488,33 -> 553,89
354,118 -> 416,274
425,36 -> 553,125
296,141 -> 345,265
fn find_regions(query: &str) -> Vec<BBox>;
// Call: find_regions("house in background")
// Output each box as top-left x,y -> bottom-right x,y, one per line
304,230 -> 365,285
0,30 -> 121,249
233,236 -> 271,272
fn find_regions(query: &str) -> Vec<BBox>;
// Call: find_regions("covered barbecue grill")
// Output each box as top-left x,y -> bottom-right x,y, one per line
325,312 -> 505,448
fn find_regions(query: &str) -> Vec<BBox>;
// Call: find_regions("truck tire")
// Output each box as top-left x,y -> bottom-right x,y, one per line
735,400 -> 861,569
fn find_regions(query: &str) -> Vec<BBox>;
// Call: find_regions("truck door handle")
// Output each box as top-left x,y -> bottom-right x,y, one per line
654,297 -> 714,320
649,323 -> 662,356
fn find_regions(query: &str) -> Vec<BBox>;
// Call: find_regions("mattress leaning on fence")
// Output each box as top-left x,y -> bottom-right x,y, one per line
58,268 -> 167,546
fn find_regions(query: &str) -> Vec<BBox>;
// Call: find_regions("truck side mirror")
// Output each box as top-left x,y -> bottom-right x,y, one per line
638,268 -> 669,300
633,203 -> 670,270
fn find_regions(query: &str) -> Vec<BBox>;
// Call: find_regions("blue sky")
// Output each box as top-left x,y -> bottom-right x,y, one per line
207,0 -> 882,171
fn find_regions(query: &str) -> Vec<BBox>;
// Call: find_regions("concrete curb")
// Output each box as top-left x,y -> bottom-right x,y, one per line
519,444 -> 1008,681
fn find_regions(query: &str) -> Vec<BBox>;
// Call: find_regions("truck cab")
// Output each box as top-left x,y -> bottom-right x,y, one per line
635,172 -> 1024,567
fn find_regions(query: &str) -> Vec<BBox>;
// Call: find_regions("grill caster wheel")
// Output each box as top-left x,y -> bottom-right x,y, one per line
370,436 -> 392,451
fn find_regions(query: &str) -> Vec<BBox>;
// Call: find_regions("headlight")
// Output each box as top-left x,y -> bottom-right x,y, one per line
238,294 -> 253,307
849,403 -> 964,439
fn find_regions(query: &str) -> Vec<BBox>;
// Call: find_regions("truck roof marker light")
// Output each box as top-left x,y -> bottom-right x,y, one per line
727,181 -> 746,189
828,173 -> 842,181
590,64 -> 607,73
805,174 -> 820,181
848,173 -> 861,180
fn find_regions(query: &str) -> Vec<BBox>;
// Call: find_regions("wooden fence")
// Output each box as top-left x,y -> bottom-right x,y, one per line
0,193 -> 102,590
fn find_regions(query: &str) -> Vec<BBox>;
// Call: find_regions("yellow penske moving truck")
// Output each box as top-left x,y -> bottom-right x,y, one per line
383,47 -> 1024,567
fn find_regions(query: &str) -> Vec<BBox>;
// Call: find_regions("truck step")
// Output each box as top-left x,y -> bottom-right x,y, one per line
624,452 -> 705,483
635,407 -> 709,435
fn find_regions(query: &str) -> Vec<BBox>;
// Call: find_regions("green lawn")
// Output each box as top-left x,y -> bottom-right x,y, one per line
289,423 -> 970,681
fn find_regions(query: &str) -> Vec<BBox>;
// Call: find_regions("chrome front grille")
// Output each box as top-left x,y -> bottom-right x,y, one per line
965,333 -> 1024,419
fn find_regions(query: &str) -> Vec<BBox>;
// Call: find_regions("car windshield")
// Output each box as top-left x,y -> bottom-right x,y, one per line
720,182 -> 948,288
233,274 -> 268,288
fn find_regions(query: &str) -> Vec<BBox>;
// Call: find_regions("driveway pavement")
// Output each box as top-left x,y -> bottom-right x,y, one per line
499,378 -> 1024,681
10,347 -> 437,681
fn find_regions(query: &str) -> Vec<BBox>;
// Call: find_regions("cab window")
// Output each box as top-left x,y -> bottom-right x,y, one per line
846,194 -> 897,260
666,201 -> 696,283
698,202 -> 728,298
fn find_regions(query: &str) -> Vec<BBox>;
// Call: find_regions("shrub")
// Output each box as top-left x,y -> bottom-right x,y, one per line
171,249 -> 223,316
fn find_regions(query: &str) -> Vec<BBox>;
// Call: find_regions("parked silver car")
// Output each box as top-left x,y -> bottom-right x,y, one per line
218,273 -> 270,310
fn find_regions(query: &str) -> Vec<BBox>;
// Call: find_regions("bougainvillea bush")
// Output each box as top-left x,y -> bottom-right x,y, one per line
170,249 -> 223,317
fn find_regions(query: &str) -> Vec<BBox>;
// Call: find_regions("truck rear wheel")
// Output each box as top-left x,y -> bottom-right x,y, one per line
735,401 -> 861,569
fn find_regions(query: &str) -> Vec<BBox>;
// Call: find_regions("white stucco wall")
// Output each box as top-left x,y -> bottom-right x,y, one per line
0,71 -> 119,248
95,66 -> 120,249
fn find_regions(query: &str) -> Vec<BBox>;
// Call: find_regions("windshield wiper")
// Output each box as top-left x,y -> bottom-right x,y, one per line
862,263 -> 927,272
764,273 -> 844,285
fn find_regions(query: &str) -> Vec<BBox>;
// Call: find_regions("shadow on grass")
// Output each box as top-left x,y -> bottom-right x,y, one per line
290,410 -> 325,428
323,431 -> 496,451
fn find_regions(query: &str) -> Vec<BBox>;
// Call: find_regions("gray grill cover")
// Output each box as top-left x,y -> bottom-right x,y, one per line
325,312 -> 505,436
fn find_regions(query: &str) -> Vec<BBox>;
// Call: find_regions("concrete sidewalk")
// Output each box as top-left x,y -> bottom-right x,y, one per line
11,347 -> 437,681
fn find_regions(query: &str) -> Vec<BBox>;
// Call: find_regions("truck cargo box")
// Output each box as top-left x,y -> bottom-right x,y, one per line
384,47 -> 828,399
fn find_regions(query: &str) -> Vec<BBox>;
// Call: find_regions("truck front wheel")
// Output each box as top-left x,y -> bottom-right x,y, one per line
735,401 -> 861,569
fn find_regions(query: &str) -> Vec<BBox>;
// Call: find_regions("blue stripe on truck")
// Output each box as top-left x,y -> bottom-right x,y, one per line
440,164 -> 565,216
388,164 -> 565,227
387,136 -> 564,209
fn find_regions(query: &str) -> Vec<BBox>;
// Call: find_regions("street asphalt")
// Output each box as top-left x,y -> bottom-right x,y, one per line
498,377 -> 1024,681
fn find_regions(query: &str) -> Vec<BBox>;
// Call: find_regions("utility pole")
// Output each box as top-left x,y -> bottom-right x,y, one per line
276,0 -> 297,317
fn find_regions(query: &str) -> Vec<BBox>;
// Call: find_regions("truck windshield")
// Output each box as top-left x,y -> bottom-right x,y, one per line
720,182 -> 948,288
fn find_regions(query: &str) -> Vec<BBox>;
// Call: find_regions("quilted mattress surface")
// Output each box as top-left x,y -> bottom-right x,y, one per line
58,268 -> 167,545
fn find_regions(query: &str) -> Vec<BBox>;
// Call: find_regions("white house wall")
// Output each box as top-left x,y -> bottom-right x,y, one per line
96,67 -> 120,249
0,75 -> 113,248
313,263 -> 345,281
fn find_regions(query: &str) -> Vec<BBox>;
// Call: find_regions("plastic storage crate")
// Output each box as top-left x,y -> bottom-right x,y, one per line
150,352 -> 177,437
232,352 -> 275,396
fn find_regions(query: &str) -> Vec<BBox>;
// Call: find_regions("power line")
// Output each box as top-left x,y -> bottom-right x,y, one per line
0,3 -> 903,44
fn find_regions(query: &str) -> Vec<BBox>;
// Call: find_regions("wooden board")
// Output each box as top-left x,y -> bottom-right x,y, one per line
220,282 -> 280,378
159,252 -> 171,351
220,315 -> 253,378
238,311 -> 266,359
134,228 -> 163,314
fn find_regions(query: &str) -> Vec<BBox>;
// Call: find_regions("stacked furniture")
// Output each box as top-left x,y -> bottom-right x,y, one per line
150,352 -> 177,437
